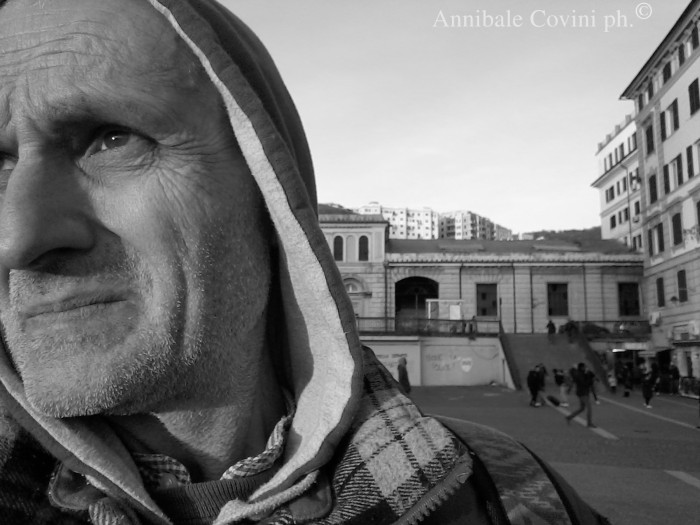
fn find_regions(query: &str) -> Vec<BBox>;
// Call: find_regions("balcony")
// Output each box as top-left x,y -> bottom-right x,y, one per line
576,320 -> 651,341
355,317 -> 501,337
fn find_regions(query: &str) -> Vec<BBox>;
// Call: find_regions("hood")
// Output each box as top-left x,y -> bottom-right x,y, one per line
0,0 -> 363,522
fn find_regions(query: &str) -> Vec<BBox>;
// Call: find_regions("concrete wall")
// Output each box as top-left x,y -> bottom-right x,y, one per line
364,335 -> 514,388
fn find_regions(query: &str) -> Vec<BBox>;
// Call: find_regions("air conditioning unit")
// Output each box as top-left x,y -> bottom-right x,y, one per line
632,216 -> 640,223
649,311 -> 661,326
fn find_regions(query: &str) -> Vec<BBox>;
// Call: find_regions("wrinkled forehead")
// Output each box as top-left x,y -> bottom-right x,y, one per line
0,0 -> 201,87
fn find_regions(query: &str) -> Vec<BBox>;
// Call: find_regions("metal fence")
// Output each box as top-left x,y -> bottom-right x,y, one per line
574,320 -> 651,340
355,317 -> 501,337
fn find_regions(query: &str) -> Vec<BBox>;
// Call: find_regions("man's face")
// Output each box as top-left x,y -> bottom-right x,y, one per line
0,0 -> 271,416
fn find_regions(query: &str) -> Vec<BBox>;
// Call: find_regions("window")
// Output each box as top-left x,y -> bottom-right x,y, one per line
647,81 -> 654,101
689,145 -> 696,178
649,174 -> 658,203
663,62 -> 672,84
605,186 -> 615,202
637,93 -> 645,112
690,78 -> 700,115
672,213 -> 683,245
663,165 -> 671,194
333,236 -> 343,261
661,100 -> 679,140
547,283 -> 568,317
674,155 -> 684,186
660,110 -> 667,140
623,208 -> 629,222
693,26 -> 700,50
476,284 -> 498,316
656,277 -> 665,307
650,223 -> 665,255
358,236 -> 369,261
671,99 -> 680,131
645,124 -> 654,155
633,235 -> 642,251
678,270 -> 688,303
656,223 -> 665,253
610,215 -> 617,229
634,201 -> 641,216
679,44 -> 686,66
618,283 -> 641,316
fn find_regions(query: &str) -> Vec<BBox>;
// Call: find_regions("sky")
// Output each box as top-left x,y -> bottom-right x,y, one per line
224,0 -> 692,233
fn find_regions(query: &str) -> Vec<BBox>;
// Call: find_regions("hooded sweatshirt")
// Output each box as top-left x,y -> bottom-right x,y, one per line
0,1 -> 465,524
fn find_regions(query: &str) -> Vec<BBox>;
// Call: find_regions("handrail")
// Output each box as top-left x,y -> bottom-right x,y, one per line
355,317 -> 501,337
498,321 -> 522,390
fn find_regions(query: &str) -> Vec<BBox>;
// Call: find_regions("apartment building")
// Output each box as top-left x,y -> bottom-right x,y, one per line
592,115 -> 644,250
620,0 -> 700,380
355,202 -> 439,240
438,210 -> 511,240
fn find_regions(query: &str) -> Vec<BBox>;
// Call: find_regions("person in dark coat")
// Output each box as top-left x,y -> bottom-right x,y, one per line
527,365 -> 543,407
641,363 -> 660,408
397,357 -> 411,394
565,363 -> 596,427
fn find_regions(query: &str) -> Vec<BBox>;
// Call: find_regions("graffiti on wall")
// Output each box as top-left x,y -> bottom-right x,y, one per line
425,353 -> 473,373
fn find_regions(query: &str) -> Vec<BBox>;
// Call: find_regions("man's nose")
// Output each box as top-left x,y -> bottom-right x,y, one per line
0,159 -> 94,270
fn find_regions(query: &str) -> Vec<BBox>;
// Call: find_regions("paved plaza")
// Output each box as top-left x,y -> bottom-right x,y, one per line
410,385 -> 700,525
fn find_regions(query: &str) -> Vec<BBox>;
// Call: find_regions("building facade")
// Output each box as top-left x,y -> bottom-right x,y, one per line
593,115 -> 643,250
320,208 -> 645,335
620,0 -> 700,382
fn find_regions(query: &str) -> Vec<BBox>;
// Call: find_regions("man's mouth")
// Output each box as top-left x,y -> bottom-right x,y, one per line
21,294 -> 128,320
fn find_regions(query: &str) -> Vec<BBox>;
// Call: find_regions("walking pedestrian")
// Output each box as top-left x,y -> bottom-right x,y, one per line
397,357 -> 411,395
622,362 -> 633,397
554,368 -> 569,407
527,365 -> 542,407
586,368 -> 601,405
641,363 -> 659,408
547,320 -> 556,344
565,363 -> 596,427
607,369 -> 617,395
669,363 -> 680,395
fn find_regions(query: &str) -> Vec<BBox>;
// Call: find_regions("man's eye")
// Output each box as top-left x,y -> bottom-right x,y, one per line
0,153 -> 17,172
98,129 -> 133,151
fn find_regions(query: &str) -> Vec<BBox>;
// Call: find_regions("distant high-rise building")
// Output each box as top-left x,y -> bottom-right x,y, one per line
354,202 -> 439,240
439,211 -> 512,241
354,202 -> 512,241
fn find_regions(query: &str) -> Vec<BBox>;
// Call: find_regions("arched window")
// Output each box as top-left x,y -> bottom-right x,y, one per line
346,235 -> 356,261
333,236 -> 344,261
359,236 -> 369,261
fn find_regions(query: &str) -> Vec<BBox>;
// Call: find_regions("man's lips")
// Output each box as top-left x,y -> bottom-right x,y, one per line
20,294 -> 128,319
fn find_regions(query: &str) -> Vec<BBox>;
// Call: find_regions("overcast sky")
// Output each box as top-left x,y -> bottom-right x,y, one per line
224,0 -> 691,233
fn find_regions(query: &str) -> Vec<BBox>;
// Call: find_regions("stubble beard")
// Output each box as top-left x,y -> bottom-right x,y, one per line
0,243 -> 190,418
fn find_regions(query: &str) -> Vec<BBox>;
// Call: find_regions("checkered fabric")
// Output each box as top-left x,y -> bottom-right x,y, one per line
314,348 -> 466,525
457,422 -> 572,525
133,403 -> 294,491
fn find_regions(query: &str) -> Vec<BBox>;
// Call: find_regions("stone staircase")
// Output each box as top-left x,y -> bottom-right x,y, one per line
500,333 -> 605,390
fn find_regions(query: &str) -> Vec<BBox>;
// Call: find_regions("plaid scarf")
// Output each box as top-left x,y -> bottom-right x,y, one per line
0,349 -> 468,524
312,348 -> 467,525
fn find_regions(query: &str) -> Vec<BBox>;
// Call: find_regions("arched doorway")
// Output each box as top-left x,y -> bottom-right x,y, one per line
395,277 -> 439,321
